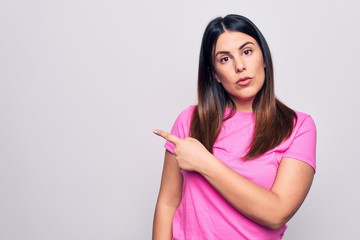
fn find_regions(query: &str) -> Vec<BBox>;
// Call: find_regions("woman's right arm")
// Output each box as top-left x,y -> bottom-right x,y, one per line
152,150 -> 183,240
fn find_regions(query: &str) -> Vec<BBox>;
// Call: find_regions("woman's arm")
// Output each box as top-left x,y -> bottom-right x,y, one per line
152,150 -> 183,240
154,130 -> 314,230
200,155 -> 314,229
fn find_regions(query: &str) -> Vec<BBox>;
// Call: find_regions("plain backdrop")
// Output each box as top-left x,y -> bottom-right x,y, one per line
1,0 -> 359,239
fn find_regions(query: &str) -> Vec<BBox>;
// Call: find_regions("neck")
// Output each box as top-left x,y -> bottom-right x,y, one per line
233,99 -> 253,112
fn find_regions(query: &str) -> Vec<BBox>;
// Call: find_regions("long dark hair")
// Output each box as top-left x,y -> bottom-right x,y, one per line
190,14 -> 297,159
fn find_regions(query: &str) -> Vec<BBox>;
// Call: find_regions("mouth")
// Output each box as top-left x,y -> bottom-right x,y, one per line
236,77 -> 252,86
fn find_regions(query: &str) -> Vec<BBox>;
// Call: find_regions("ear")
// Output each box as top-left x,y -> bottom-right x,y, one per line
214,73 -> 221,83
208,67 -> 221,83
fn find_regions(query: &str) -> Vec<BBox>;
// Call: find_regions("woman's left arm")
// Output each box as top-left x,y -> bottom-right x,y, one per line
200,155 -> 314,230
154,130 -> 314,230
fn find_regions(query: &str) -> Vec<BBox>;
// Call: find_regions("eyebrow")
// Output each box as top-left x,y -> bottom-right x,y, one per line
215,41 -> 255,57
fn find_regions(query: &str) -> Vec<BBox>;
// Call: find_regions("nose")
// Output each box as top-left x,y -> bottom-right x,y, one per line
234,57 -> 246,73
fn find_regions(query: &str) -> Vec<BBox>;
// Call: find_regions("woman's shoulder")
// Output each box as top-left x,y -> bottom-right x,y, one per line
293,110 -> 316,129
175,105 -> 196,121
170,105 -> 196,129
181,105 -> 197,114
168,105 -> 196,139
285,110 -> 316,148
280,109 -> 317,171
294,110 -> 311,119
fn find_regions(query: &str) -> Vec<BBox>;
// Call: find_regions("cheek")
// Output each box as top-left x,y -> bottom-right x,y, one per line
216,64 -> 236,77
214,68 -> 230,83
256,56 -> 265,70
255,60 -> 265,78
258,70 -> 265,87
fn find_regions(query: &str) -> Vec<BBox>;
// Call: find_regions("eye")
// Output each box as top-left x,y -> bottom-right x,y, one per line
220,56 -> 230,63
243,49 -> 253,55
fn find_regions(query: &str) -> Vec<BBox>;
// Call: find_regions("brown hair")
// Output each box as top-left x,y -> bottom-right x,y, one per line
190,14 -> 297,159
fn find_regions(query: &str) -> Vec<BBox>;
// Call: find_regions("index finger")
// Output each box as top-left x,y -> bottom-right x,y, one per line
153,129 -> 180,144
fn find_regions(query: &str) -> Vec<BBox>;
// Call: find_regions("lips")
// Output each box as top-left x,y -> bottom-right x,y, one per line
236,77 -> 252,86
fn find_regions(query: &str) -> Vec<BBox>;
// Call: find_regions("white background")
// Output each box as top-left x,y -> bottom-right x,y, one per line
1,0 -> 359,239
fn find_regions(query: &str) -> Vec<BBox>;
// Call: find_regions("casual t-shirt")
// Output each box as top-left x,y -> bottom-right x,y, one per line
164,106 -> 316,240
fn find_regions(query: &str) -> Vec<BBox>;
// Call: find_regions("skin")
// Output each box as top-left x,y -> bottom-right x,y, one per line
152,31 -> 315,239
152,151 -> 182,240
214,31 -> 265,112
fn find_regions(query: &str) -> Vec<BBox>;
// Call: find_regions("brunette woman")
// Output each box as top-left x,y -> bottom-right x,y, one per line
153,14 -> 316,240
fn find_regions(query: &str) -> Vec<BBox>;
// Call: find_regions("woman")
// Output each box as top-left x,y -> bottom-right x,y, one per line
153,14 -> 316,240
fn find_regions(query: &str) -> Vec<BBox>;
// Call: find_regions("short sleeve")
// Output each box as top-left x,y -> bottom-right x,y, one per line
283,115 -> 317,171
164,106 -> 194,154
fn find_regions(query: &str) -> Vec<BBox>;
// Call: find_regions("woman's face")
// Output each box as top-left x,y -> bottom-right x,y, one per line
213,31 -> 265,112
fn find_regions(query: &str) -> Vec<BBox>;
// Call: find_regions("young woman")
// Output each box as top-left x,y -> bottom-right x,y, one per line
153,14 -> 316,240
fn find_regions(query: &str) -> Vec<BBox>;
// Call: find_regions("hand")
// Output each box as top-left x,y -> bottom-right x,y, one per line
153,129 -> 214,172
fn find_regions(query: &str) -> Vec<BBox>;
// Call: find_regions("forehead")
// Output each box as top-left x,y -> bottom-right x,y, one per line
215,31 -> 258,51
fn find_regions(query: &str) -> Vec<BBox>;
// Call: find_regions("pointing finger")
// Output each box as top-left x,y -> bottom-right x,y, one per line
153,129 -> 180,144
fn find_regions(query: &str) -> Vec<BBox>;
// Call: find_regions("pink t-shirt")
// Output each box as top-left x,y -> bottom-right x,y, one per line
165,106 -> 316,240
